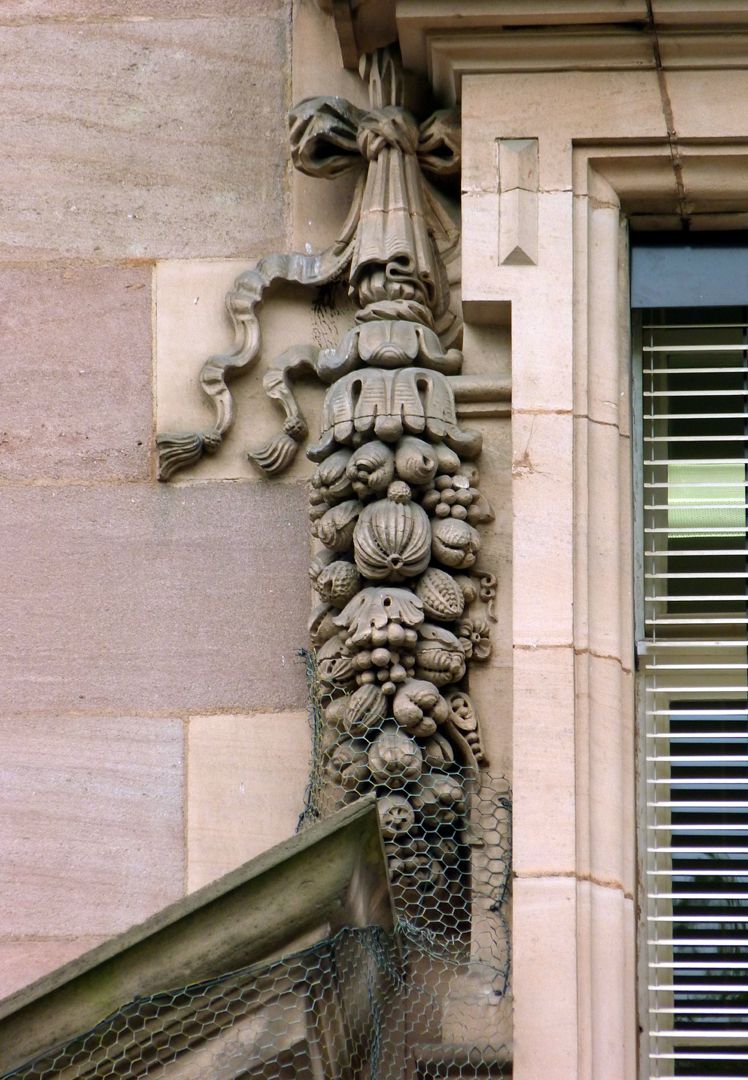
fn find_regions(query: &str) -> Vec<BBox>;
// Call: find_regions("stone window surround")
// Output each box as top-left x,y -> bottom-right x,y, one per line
455,64 -> 748,1080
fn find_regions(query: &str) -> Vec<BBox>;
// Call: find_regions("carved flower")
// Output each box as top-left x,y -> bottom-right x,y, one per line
377,793 -> 415,839
311,448 -> 354,502
456,617 -> 492,661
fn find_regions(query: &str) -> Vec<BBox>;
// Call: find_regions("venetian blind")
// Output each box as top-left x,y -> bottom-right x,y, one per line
639,310 -> 748,1079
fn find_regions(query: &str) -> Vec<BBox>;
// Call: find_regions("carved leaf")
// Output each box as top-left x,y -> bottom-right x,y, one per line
333,586 -> 424,646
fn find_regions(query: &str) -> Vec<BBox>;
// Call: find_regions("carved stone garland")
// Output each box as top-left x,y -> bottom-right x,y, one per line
157,48 -> 497,918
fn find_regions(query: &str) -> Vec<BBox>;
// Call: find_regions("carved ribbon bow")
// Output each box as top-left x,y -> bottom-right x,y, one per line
156,48 -> 460,481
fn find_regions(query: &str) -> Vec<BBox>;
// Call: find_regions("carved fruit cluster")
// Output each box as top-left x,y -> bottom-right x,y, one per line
307,395 -> 496,857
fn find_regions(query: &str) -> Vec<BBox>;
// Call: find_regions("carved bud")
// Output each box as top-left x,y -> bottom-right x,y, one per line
432,442 -> 462,476
431,517 -> 481,569
414,623 -> 466,687
394,437 -> 438,486
311,448 -> 354,502
313,499 -> 363,552
353,489 -> 431,581
415,567 -> 465,621
345,683 -> 387,736
316,634 -> 357,690
345,441 -> 395,498
367,723 -> 423,785
308,603 -> 339,648
328,739 -> 369,790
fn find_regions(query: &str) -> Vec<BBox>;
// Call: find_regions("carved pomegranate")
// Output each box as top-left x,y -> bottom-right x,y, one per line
311,559 -> 362,607
367,723 -> 423,785
353,482 -> 430,581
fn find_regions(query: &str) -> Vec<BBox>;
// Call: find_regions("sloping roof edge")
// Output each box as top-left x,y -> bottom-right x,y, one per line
0,797 -> 391,1074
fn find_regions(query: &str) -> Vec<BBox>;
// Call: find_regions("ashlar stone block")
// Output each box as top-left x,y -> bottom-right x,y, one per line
0,13 -> 290,259
0,482 -> 310,714
187,711 -> 311,891
0,715 -> 184,938
0,264 -> 152,482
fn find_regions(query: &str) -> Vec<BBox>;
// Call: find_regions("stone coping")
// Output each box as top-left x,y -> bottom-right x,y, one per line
0,796 -> 392,1074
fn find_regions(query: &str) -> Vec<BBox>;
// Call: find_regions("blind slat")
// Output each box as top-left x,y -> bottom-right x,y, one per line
639,309 -> 748,1077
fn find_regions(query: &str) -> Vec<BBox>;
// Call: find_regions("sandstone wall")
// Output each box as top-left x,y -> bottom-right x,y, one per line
0,0 -> 310,997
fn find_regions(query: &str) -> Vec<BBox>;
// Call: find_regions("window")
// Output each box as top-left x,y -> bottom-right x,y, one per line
636,293 -> 748,1077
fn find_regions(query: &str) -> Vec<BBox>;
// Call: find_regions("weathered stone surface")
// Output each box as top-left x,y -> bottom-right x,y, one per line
0,938 -> 104,1001
0,265 -> 152,481
187,711 -> 311,891
0,12 -> 290,259
0,2 -> 278,16
0,482 -> 310,713
0,716 -> 184,937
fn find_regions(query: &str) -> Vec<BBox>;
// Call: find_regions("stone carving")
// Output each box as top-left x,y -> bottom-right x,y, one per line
157,46 -> 504,882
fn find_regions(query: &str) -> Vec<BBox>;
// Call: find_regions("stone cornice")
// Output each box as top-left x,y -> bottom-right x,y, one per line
396,0 -> 748,101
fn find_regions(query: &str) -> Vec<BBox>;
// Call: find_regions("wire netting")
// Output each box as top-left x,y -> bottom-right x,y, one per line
3,651 -> 511,1079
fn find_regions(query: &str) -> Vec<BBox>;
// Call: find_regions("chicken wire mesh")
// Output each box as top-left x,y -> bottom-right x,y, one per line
3,651 -> 511,1080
